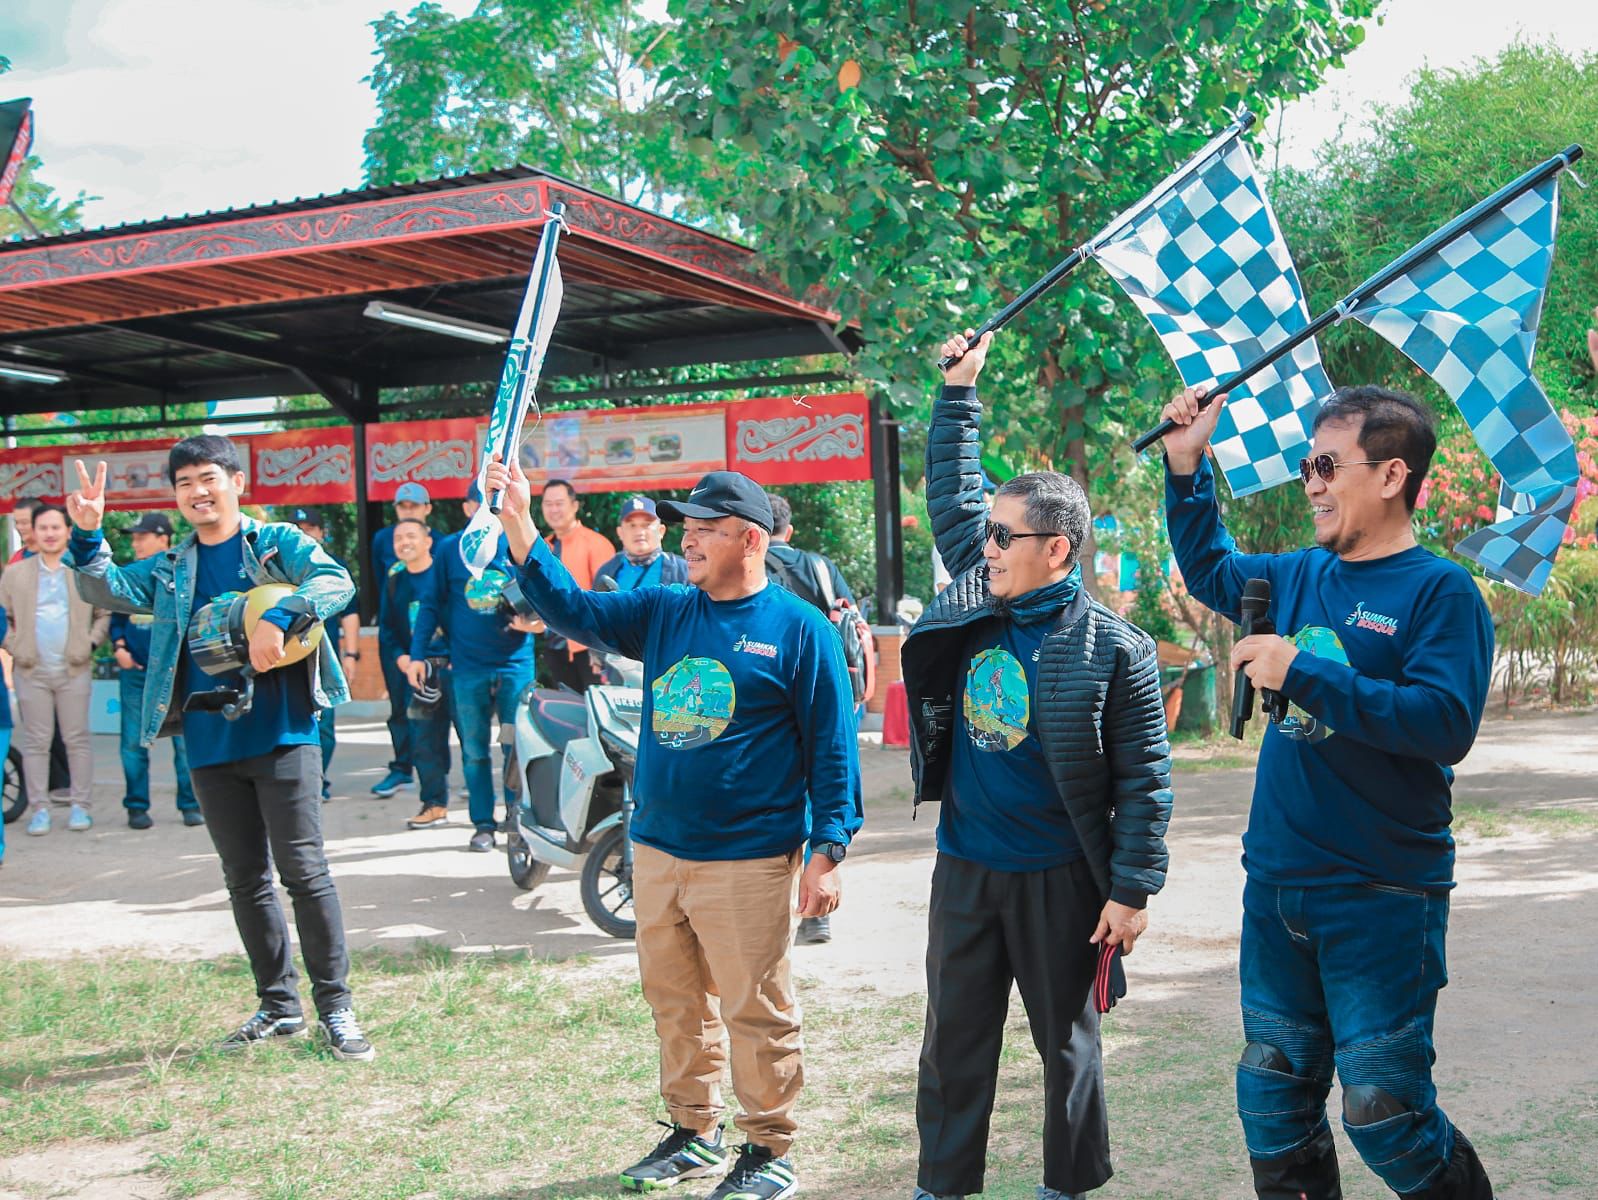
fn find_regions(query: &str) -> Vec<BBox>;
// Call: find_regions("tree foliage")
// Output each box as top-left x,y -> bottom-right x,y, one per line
0,58 -> 90,240
660,0 -> 1380,488
363,0 -> 711,217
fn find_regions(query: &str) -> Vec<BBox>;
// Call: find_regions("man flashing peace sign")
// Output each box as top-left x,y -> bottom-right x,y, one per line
65,438 -> 374,1061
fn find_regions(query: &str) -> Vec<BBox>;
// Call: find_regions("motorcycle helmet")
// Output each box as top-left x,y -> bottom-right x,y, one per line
185,584 -> 324,720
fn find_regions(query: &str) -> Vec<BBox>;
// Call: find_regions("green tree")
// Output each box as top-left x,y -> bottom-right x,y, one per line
363,0 -> 714,218
658,0 -> 1381,521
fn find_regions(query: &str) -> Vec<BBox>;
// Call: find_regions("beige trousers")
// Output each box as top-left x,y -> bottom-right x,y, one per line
15,665 -> 95,811
632,842 -> 804,1155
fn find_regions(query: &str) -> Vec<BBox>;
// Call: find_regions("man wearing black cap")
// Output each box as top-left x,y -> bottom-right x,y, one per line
594,495 -> 691,592
290,508 -> 360,802
485,455 -> 861,1200
111,512 -> 203,830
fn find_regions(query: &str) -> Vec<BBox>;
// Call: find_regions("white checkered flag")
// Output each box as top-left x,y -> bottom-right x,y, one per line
1344,164 -> 1580,595
461,203 -> 569,578
1090,119 -> 1333,496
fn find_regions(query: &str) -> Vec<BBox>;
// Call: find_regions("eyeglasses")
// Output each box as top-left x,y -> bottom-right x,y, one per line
1297,454 -> 1391,485
983,520 -> 1061,551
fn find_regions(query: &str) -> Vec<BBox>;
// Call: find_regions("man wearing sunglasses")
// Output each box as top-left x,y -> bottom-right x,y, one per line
1160,384 -> 1494,1200
903,330 -> 1173,1200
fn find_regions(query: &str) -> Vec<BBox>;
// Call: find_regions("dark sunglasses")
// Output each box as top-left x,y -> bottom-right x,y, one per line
984,519 -> 1061,551
1297,454 -> 1390,485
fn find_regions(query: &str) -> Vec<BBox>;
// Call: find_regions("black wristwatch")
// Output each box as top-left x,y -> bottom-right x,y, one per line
813,841 -> 847,864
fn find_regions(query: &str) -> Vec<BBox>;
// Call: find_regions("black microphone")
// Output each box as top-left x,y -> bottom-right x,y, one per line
1231,578 -> 1273,740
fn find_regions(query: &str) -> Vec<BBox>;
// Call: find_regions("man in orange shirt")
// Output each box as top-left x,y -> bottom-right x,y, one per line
538,479 -> 614,693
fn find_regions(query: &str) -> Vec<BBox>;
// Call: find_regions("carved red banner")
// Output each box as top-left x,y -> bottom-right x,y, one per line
246,427 -> 356,506
726,391 -> 871,486
0,443 -> 66,513
365,417 -> 484,501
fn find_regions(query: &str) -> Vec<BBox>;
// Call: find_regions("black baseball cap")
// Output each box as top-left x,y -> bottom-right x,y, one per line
657,471 -> 774,532
129,512 -> 174,536
290,506 -> 325,528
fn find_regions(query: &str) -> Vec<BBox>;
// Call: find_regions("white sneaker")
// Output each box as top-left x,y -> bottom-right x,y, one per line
67,805 -> 93,832
27,808 -> 51,836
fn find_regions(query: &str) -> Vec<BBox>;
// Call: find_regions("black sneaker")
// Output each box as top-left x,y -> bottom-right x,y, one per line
619,1121 -> 727,1191
219,1010 -> 307,1050
796,915 -> 831,944
706,1145 -> 797,1200
127,810 -> 153,830
319,1008 -> 376,1062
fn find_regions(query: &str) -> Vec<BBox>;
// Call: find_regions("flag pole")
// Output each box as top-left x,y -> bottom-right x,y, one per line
938,111 -> 1256,371
488,201 -> 568,515
1130,144 -> 1584,454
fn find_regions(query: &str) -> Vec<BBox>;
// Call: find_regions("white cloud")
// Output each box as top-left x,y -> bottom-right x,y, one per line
1268,0 -> 1598,172
7,0 -> 475,228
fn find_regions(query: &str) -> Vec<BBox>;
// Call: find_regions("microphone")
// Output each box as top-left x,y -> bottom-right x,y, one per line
1233,581 -> 1272,741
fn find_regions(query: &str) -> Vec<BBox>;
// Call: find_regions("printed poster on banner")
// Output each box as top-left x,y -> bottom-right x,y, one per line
518,403 -> 727,493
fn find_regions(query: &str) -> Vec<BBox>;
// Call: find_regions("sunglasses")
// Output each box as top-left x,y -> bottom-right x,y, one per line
1297,454 -> 1391,485
983,519 -> 1062,551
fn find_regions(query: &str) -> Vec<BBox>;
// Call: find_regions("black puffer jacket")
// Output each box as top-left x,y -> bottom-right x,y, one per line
902,386 -> 1174,908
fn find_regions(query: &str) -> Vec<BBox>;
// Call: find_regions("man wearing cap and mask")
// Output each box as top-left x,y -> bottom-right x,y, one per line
594,495 -> 690,592
290,508 -> 361,803
371,482 -> 435,798
110,512 -> 203,830
485,453 -> 860,1200
66,436 -> 373,1061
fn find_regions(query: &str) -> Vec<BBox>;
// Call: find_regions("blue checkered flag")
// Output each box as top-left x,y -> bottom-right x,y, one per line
1089,129 -> 1333,497
1345,174 -> 1579,595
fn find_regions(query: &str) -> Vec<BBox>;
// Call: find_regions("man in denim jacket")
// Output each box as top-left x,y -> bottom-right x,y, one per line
67,436 -> 375,1061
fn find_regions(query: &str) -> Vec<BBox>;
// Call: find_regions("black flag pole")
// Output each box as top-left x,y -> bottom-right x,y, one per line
1130,143 -> 1585,455
938,110 -> 1257,371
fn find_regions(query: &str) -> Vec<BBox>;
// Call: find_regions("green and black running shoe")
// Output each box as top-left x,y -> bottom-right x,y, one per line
620,1121 -> 728,1191
705,1144 -> 798,1200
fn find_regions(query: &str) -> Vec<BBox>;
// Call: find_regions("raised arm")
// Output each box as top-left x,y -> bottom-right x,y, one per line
926,329 -> 996,579
65,459 -> 163,613
1159,388 -> 1278,621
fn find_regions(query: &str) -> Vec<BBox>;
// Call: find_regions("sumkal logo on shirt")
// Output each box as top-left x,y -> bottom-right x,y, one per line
1345,601 -> 1399,636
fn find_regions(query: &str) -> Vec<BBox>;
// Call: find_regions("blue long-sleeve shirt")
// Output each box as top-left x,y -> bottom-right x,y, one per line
410,531 -> 533,672
1166,457 -> 1493,890
109,610 -> 156,669
375,524 -> 436,650
383,562 -> 447,658
512,533 -> 862,861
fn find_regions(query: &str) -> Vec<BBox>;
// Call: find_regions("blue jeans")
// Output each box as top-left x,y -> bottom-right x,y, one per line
1236,878 -> 1455,1194
410,665 -> 453,810
449,664 -> 532,833
119,669 -> 197,813
379,644 -> 413,777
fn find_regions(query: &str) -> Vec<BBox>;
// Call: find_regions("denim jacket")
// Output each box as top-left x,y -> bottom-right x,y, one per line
69,516 -> 355,747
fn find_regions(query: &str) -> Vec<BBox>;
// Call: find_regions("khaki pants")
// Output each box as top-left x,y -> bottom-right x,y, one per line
15,665 -> 95,812
632,842 -> 804,1155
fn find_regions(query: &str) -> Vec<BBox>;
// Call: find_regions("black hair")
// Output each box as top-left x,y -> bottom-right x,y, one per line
993,471 -> 1090,572
15,497 -> 47,516
768,494 -> 794,536
30,503 -> 69,528
393,518 -> 430,532
1311,386 -> 1436,511
168,435 -> 244,482
544,478 -> 578,501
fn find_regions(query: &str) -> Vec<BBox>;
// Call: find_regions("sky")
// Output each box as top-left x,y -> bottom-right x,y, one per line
1,0 -> 1595,231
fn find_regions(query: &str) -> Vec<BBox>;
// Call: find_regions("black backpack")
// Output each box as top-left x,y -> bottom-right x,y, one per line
766,550 -> 876,705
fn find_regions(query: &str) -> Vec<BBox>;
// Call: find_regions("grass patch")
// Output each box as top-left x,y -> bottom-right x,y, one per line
1453,804 -> 1598,838
0,947 -> 1591,1198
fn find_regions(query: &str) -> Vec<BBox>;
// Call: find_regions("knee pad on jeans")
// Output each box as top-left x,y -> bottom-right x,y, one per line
1237,1009 -> 1334,1160
1336,1023 -> 1448,1195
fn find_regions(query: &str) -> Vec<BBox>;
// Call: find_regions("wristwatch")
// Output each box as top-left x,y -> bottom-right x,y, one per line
813,841 -> 847,864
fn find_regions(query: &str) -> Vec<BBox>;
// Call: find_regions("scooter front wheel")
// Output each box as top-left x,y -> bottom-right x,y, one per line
506,810 -> 552,892
580,825 -> 636,939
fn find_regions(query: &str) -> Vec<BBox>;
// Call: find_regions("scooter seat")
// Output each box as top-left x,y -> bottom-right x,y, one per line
528,689 -> 589,752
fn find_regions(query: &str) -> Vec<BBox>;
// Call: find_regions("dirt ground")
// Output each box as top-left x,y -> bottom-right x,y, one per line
2,708 -> 1595,1197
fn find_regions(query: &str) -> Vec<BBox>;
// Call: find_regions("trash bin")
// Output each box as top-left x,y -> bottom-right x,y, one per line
1174,661 -> 1216,736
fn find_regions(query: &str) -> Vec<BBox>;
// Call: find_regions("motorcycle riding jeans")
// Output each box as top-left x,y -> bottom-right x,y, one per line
448,664 -> 531,833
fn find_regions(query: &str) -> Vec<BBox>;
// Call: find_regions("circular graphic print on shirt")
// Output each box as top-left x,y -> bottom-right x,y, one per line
964,646 -> 1030,752
1277,625 -> 1348,743
651,656 -> 736,749
464,567 -> 509,613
